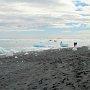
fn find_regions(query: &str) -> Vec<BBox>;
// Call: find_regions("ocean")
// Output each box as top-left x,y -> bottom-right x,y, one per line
0,39 -> 90,56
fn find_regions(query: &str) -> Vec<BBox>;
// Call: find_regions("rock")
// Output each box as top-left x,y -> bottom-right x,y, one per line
24,52 -> 29,55
15,56 -> 18,58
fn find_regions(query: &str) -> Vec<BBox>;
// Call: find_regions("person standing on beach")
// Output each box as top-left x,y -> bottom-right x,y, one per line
72,42 -> 77,51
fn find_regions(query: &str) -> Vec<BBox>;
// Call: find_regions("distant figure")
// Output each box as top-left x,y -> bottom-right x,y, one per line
72,42 -> 77,51
74,42 -> 77,47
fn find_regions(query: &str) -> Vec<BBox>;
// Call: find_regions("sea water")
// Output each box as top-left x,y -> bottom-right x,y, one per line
0,39 -> 90,56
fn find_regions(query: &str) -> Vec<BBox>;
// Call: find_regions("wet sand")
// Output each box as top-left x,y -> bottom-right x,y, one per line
0,46 -> 90,90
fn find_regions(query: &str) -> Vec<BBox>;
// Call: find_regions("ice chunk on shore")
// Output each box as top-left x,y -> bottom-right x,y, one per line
0,47 -> 8,53
0,47 -> 17,57
72,47 -> 77,51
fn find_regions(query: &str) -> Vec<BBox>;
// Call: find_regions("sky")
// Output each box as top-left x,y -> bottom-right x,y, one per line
0,0 -> 90,39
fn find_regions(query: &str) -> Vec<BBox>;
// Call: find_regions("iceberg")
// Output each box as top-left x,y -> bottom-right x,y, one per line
33,44 -> 46,47
60,41 -> 68,47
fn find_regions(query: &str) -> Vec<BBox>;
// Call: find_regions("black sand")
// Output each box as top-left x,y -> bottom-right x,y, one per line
0,46 -> 90,90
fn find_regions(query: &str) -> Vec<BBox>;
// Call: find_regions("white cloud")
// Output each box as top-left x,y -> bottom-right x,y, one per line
82,0 -> 90,4
62,30 -> 72,33
0,0 -> 90,39
0,29 -> 45,32
78,30 -> 90,33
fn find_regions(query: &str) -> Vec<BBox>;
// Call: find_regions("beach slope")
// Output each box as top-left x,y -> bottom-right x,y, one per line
0,46 -> 90,90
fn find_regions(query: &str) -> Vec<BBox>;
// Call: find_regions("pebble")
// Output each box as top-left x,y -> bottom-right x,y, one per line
24,52 -> 29,55
15,56 -> 18,58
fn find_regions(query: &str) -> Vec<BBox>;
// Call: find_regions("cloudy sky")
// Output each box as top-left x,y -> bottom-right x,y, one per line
0,0 -> 90,39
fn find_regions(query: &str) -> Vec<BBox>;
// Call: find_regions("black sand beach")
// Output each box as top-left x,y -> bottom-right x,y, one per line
0,46 -> 90,90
